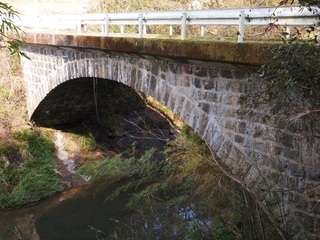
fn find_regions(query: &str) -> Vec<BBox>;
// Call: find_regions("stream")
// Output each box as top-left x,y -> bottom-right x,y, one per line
0,184 -> 133,240
0,102 -> 174,240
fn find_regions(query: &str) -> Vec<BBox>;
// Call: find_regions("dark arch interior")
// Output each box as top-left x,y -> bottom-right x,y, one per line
31,77 -> 173,152
31,77 -> 146,127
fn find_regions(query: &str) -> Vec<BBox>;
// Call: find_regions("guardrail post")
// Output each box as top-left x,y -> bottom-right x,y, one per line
181,13 -> 187,40
238,11 -> 245,42
201,25 -> 205,37
77,19 -> 82,34
36,16 -> 40,33
138,13 -> 143,38
169,25 -> 173,36
120,25 -> 124,34
104,15 -> 109,36
286,26 -> 291,39
55,20 -> 59,34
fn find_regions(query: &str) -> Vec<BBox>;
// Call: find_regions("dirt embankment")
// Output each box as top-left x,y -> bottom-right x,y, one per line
0,50 -> 28,137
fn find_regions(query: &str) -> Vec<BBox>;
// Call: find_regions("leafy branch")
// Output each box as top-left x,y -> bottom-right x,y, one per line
279,0 -> 320,8
0,2 -> 27,58
240,41 -> 320,141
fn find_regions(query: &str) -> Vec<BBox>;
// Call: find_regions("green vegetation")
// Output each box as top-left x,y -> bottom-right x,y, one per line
78,124 -> 279,239
100,112 -> 121,137
241,24 -> 319,141
158,106 -> 168,115
68,131 -> 97,153
0,49 -> 61,210
79,135 -> 97,153
0,129 -> 64,208
0,2 -> 27,58
282,0 -> 320,8
242,44 -> 319,111
0,87 -> 9,98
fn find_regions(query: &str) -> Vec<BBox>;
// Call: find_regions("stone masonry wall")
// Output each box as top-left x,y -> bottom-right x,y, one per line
21,44 -> 320,239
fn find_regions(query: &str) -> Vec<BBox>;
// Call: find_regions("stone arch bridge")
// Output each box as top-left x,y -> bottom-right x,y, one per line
20,33 -> 319,239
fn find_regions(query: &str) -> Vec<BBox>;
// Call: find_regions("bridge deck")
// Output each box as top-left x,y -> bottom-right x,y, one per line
22,32 -> 277,70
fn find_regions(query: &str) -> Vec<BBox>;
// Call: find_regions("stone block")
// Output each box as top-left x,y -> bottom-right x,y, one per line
193,77 -> 202,89
219,69 -> 233,79
167,92 -> 176,112
224,120 -> 236,131
237,121 -> 247,134
231,69 -> 248,79
202,92 -> 220,103
168,72 -> 177,86
173,95 -> 184,115
196,114 -> 209,138
208,68 -> 219,78
168,62 -> 181,75
216,140 -> 233,159
198,102 -> 211,114
182,64 -> 193,75
151,62 -> 159,75
179,75 -> 191,87
234,134 -> 245,144
193,65 -> 208,77
203,78 -> 216,90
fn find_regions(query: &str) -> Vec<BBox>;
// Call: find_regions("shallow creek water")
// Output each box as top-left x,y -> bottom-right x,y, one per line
0,114 -> 171,239
0,185 -> 129,240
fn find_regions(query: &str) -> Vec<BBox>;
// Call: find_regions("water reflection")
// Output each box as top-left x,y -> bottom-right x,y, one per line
36,187 -> 129,240
0,185 -> 218,240
0,188 -> 81,240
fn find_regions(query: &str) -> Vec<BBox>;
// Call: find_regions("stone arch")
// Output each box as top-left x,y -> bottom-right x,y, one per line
21,44 -> 320,238
21,44 -> 231,161
30,77 -> 146,126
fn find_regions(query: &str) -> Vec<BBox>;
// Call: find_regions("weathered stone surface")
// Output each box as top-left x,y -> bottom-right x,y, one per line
20,41 -> 320,239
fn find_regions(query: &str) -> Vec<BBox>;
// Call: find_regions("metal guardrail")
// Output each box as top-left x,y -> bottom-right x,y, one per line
14,6 -> 320,42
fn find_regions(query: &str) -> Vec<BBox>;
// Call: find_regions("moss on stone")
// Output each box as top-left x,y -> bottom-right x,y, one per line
25,33 -> 279,67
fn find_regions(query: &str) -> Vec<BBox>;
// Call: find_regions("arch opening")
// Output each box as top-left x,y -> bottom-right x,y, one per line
32,77 -> 175,152
31,77 -> 146,127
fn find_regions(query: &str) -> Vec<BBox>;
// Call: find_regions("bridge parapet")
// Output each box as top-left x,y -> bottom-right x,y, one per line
23,33 -> 275,67
20,34 -> 320,239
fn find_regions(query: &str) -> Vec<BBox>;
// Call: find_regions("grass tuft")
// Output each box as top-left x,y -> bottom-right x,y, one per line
0,129 -> 64,208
